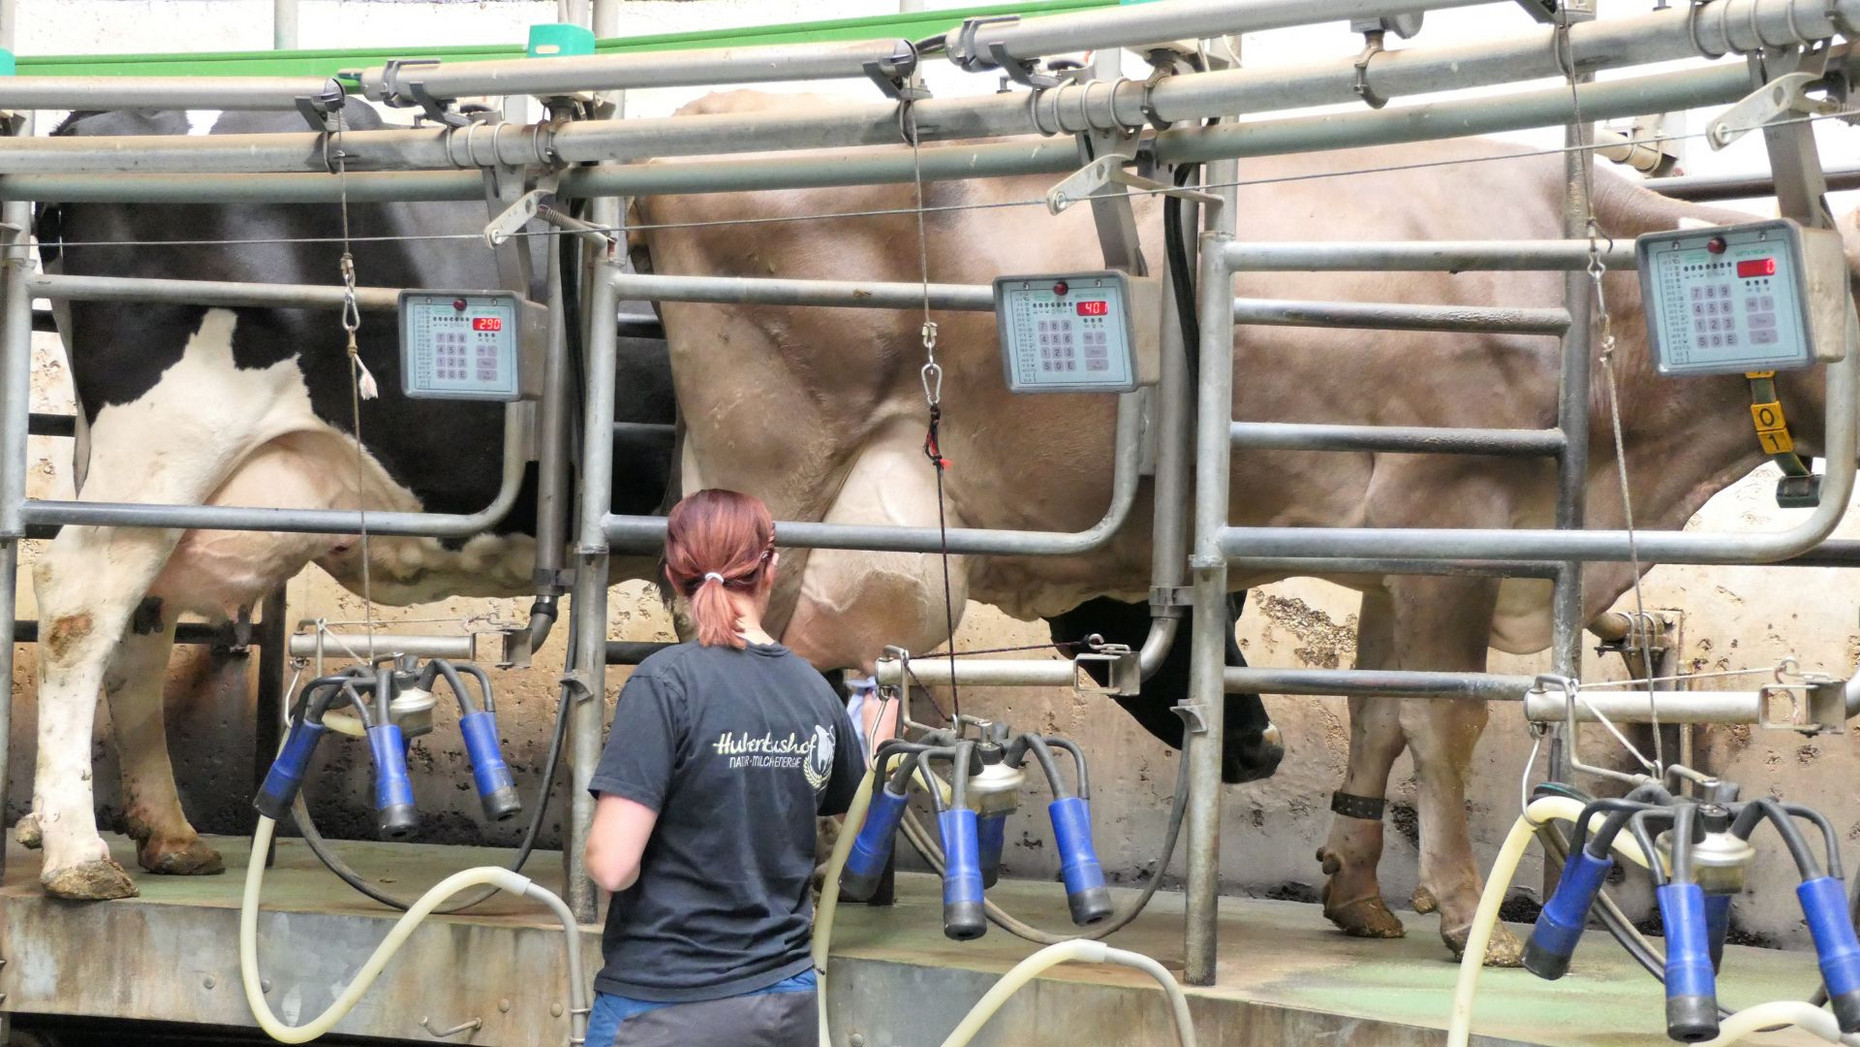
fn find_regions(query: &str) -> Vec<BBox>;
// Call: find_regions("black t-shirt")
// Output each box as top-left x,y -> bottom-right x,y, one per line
588,640 -> 865,1002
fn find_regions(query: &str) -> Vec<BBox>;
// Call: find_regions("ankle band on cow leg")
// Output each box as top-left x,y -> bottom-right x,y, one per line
1330,791 -> 1386,820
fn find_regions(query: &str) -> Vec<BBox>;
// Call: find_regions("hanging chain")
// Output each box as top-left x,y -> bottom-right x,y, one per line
1560,18 -> 1663,776
904,98 -> 960,726
332,112 -> 378,656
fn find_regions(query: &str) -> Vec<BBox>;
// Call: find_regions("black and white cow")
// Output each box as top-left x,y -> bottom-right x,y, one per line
18,107 -> 677,899
18,107 -> 1276,901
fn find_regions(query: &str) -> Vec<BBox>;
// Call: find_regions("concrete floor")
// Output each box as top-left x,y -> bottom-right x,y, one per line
0,832 -> 1839,1046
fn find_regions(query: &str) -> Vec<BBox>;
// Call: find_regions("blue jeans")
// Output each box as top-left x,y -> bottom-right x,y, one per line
585,970 -> 816,1047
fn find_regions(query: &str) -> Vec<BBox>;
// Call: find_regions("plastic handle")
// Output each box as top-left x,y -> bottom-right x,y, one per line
367,724 -> 418,840
939,807 -> 986,941
1049,796 -> 1112,926
840,786 -> 908,902
1799,876 -> 1860,1033
459,710 -> 522,822
254,720 -> 327,821
1523,847 -> 1613,980
1657,882 -> 1719,1042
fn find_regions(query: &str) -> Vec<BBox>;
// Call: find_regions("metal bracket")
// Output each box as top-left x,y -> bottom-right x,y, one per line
1776,472 -> 1824,508
1075,644 -> 1140,696
1149,585 -> 1192,619
484,188 -> 551,248
947,15 -> 1064,88
1047,153 -> 1218,216
1757,682 -> 1845,734
1171,702 -> 1210,736
419,1016 -> 484,1038
1352,31 -> 1390,110
291,77 -> 348,133
378,59 -> 474,128
864,40 -> 929,101
1707,67 -> 1847,150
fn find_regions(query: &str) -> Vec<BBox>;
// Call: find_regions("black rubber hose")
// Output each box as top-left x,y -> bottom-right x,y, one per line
1631,811 -> 1671,887
1731,799 -> 1821,880
1783,803 -> 1843,880
1018,734 -> 1071,800
278,640 -> 578,913
1045,736 -> 1090,800
1162,161 -> 1200,389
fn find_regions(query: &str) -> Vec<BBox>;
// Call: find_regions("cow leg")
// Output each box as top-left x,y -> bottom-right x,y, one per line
1318,592 -> 1406,940
103,606 -> 221,875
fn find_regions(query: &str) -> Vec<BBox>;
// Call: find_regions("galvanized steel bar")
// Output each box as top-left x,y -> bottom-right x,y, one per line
1137,221 -> 1193,678
1231,556 -> 1562,578
948,0 -> 1499,65
1227,666 -> 1536,700
285,632 -> 476,661
1230,421 -> 1565,457
1222,239 -> 1637,273
0,195 -> 28,883
22,404 -> 529,537
873,656 -> 1079,689
0,76 -> 342,111
1184,144 -> 1239,987
1523,688 -> 1765,724
352,38 -> 918,103
29,273 -> 401,311
608,271 -> 994,311
1647,163 -> 1860,202
604,390 -> 1144,556
1233,297 -> 1570,335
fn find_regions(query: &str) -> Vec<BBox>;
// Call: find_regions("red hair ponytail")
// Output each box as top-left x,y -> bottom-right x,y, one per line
662,489 -> 776,649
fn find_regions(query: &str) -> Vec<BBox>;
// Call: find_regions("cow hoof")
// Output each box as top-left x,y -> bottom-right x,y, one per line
139,838 -> 224,876
1411,885 -> 1438,915
1443,920 -> 1526,967
1324,894 -> 1407,938
42,858 -> 139,900
15,812 -> 43,849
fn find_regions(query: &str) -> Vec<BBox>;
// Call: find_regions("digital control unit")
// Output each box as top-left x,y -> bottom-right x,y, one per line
995,271 -> 1143,394
399,290 -> 543,402
1637,219 -> 1847,377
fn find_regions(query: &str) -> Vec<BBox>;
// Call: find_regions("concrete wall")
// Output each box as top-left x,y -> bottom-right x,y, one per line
7,0 -> 1860,949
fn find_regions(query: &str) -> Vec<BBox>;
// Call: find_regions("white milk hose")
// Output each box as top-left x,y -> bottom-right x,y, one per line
240,816 -> 588,1045
814,765 -> 1197,1047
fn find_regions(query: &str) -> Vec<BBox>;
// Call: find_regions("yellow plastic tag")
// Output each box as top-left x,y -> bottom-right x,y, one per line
1757,427 -> 1797,454
1750,401 -> 1788,432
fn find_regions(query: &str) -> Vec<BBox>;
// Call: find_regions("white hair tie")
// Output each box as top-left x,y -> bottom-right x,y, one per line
703,572 -> 726,584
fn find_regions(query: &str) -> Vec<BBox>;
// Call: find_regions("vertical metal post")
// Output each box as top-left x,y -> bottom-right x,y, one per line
0,194 -> 31,881
272,0 -> 299,50
1183,149 -> 1238,986
566,194 -> 621,924
252,590 -> 288,823
1547,3 -> 1596,782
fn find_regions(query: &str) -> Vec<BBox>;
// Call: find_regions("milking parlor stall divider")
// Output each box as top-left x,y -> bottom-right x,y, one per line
4,0 -> 1860,1044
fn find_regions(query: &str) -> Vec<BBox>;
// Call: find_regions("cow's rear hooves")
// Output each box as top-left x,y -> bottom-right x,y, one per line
15,813 -> 43,849
42,858 -> 139,900
140,839 -> 224,876
1323,895 -> 1406,939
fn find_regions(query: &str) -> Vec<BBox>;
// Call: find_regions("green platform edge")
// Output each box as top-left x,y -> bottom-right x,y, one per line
12,0 -> 1127,81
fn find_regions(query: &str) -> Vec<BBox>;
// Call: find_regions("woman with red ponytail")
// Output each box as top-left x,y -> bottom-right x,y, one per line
582,489 -> 865,1047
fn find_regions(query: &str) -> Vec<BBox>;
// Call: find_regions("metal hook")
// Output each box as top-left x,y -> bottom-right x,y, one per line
419,1016 -> 483,1038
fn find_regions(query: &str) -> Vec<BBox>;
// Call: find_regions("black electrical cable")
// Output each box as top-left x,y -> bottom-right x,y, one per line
1162,161 -> 1200,388
277,636 -> 578,913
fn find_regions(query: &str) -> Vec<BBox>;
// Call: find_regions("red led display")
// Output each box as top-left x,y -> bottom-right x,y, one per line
1075,300 -> 1109,317
1736,257 -> 1777,279
472,316 -> 504,332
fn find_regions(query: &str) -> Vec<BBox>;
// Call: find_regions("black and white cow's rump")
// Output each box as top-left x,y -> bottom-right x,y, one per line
21,107 -> 674,899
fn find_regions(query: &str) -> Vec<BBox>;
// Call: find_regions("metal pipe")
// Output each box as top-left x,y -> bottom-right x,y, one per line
23,402 -> 529,538
284,632 -> 476,661
1222,240 -> 1638,273
1231,421 -> 1564,457
873,656 -> 1079,689
1523,688 -> 1766,724
1232,298 -> 1569,335
353,38 -> 916,104
1549,95 -> 1598,783
0,77 -> 344,112
1647,164 -> 1860,202
948,0 -> 1498,66
0,61 -> 1760,177
567,197 -> 623,924
1226,665 -> 1536,700
1138,217 -> 1193,678
534,215 -> 574,594
1230,556 -> 1562,578
15,619 -> 235,647
29,273 -> 401,312
273,0 -> 298,50
603,390 -> 1144,556
608,272 -> 993,312
0,195 -> 27,884
1183,144 -> 1239,987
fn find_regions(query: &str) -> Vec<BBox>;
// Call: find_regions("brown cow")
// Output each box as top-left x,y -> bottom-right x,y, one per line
639,90 -> 1860,964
